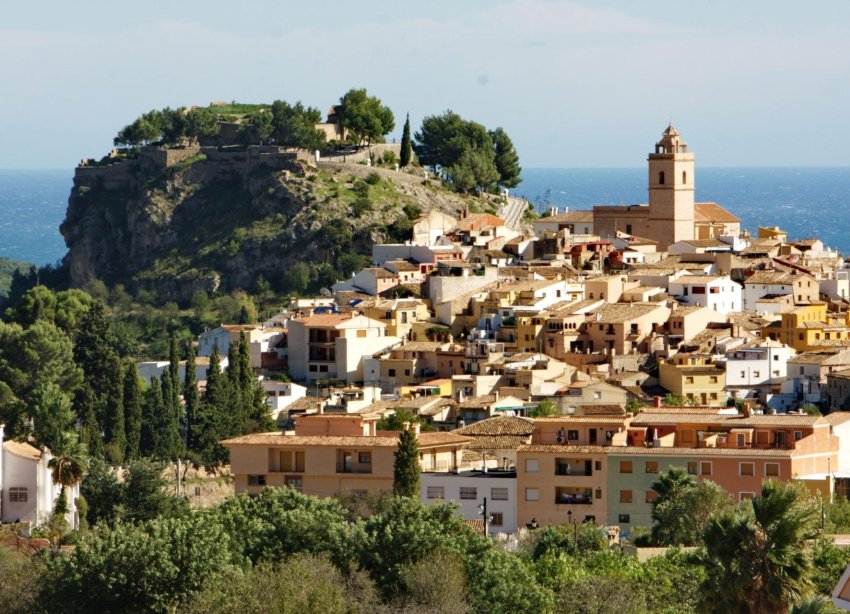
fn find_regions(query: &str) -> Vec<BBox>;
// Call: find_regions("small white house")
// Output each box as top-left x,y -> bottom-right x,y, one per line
723,341 -> 796,396
421,470 -> 517,536
742,270 -> 818,312
262,381 -> 308,420
0,426 -> 78,528
668,275 -> 742,314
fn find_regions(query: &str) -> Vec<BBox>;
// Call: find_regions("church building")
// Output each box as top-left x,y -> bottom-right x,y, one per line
592,125 -> 739,249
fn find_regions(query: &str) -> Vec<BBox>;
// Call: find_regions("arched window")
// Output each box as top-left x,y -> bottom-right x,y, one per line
682,171 -> 687,184
659,171 -> 665,185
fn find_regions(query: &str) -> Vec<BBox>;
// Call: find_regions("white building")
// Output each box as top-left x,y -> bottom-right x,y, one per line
722,341 -> 796,398
821,269 -> 850,301
262,381 -> 308,420
742,270 -> 818,312
0,426 -> 78,528
421,470 -> 517,536
668,275 -> 742,313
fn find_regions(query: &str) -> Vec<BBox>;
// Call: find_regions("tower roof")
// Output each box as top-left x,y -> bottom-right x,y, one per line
655,123 -> 687,154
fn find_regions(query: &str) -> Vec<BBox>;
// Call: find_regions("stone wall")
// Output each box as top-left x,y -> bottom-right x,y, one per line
139,145 -> 202,169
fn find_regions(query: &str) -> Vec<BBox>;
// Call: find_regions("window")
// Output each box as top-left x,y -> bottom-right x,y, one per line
284,476 -> 303,490
525,488 -> 539,501
605,431 -> 615,442
685,376 -> 694,384
687,461 -> 698,475
491,487 -> 509,501
595,461 -> 602,471
427,486 -> 445,499
753,371 -> 760,378
567,430 -> 579,441
619,460 -> 633,474
525,459 -> 539,473
404,369 -> 410,376
645,461 -> 658,474
8,487 -> 27,503
659,171 -> 665,185
357,330 -> 367,338
594,391 -> 602,400
709,376 -> 718,384
388,369 -> 396,377
618,514 -> 631,524
765,463 -> 780,477
490,512 -> 504,527
626,224 -> 633,235
358,452 -> 372,464
646,490 -> 658,503
740,492 -> 756,501
620,490 -> 633,503
700,461 -> 712,476
682,171 -> 687,184
248,475 -> 266,486
459,487 -> 477,500
794,431 -> 802,441
736,433 -> 745,446
739,462 -> 755,477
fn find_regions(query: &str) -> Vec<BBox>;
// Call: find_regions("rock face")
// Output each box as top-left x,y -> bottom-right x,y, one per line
61,146 -> 477,302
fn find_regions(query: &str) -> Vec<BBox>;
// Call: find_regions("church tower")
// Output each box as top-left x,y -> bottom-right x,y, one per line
648,124 -> 695,247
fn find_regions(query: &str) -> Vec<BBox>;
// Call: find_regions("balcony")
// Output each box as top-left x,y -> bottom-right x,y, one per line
336,465 -> 373,474
555,460 -> 593,476
555,487 -> 593,505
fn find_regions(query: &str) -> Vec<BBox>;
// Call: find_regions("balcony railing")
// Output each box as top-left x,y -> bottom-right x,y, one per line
336,465 -> 372,474
555,493 -> 593,505
555,467 -> 591,476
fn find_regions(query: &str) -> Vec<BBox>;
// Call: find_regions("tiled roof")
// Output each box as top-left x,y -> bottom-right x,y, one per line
591,303 -> 666,323
418,432 -> 473,448
293,313 -> 353,327
221,433 -> 401,447
744,270 -> 799,285
3,440 -> 42,461
631,412 -> 824,428
694,202 -> 740,223
539,210 -> 594,223
455,416 -> 535,436
532,416 -> 631,424
518,444 -> 793,457
463,435 -> 531,450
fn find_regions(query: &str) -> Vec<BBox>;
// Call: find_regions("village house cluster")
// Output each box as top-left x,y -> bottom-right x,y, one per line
168,125 -> 850,537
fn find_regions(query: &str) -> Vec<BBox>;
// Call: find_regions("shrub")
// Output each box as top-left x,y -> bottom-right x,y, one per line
365,172 -> 381,185
352,197 -> 372,217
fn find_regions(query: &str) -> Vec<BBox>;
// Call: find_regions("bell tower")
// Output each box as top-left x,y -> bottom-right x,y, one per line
648,124 -> 695,248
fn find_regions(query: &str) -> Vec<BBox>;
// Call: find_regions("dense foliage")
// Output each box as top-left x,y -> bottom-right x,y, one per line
414,110 -> 521,192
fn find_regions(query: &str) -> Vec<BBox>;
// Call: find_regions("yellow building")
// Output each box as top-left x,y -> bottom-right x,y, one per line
763,303 -> 850,352
658,353 -> 726,406
223,417 -> 472,498
515,311 -> 547,353
361,298 -> 431,340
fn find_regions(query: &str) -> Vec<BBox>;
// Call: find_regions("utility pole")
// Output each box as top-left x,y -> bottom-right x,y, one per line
478,496 -> 492,538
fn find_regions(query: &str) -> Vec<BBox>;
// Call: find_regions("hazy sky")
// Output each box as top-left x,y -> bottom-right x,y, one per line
3,1 -> 850,169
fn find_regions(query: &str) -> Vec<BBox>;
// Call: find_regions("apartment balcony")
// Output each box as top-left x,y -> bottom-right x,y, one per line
336,465 -> 373,474
555,459 -> 593,476
555,487 -> 593,505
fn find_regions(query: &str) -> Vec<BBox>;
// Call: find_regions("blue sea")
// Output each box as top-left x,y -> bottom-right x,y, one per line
1,167 -> 850,266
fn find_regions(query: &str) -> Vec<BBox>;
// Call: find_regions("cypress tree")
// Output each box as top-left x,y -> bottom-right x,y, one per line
139,377 -> 162,457
102,354 -> 126,463
157,371 -> 182,459
248,378 -> 275,433
237,332 -> 254,409
400,113 -> 412,167
393,427 -> 421,497
123,361 -> 142,461
79,384 -> 105,459
183,341 -> 199,450
73,301 -> 115,407
227,340 -> 245,434
194,347 -> 230,463
168,335 -> 181,429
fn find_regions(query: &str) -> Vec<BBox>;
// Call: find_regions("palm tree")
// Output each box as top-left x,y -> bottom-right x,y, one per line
790,596 -> 839,614
700,481 -> 819,614
47,434 -> 88,529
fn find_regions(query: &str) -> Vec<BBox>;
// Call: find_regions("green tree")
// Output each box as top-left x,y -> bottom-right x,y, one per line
193,347 -> 232,463
39,513 -> 228,613
102,353 -> 126,463
78,384 -> 104,459
185,107 -> 220,143
28,381 -> 75,452
651,479 -> 734,546
140,377 -> 163,458
466,548 -> 554,614
284,262 -> 311,294
393,428 -> 421,498
123,361 -> 142,461
122,458 -> 189,523
700,481 -> 819,613
183,341 -> 199,450
270,100 -> 326,150
80,458 -> 123,526
73,301 -> 117,414
528,398 -> 559,418
400,113 -> 413,167
490,127 -> 522,188
153,373 -> 182,460
338,88 -> 395,147
246,110 -> 274,145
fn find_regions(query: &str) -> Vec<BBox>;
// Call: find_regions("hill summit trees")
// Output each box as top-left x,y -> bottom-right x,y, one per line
414,110 -> 521,193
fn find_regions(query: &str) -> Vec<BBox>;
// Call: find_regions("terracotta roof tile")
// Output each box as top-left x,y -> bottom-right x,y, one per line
455,416 -> 535,437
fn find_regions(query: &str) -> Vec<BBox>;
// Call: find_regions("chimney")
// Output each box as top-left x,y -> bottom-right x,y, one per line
317,399 -> 324,415
653,396 -> 662,408
494,390 -> 500,402
413,423 -> 421,437
742,402 -> 751,418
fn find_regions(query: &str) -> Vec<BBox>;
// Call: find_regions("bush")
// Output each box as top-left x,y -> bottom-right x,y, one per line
381,150 -> 397,165
352,197 -> 372,217
365,172 -> 381,185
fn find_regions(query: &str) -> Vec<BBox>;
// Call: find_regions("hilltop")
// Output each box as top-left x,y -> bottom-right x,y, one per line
60,143 -> 495,303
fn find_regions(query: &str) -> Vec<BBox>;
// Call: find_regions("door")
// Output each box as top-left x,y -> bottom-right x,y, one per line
589,429 -> 597,444
344,453 -> 352,473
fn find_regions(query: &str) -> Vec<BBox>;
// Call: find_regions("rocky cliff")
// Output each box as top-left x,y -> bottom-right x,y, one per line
61,146 -> 482,302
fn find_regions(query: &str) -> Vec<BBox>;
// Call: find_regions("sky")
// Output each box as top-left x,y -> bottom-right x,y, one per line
3,0 -> 850,169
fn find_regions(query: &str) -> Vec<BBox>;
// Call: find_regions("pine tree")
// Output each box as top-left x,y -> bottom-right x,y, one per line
400,113 -> 412,167
79,384 -> 105,459
123,361 -> 142,461
393,427 -> 421,497
102,354 -> 126,463
247,378 -> 275,433
73,301 -> 115,405
183,341 -> 199,450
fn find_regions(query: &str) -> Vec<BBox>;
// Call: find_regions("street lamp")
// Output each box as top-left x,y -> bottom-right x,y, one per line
478,497 -> 493,538
567,509 -> 577,542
